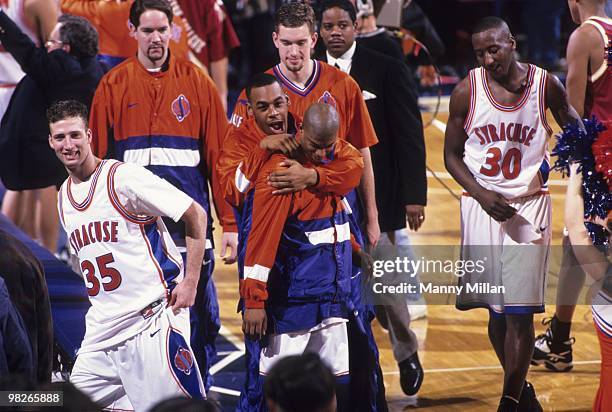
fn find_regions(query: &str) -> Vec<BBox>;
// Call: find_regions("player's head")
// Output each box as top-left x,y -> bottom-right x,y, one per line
129,0 -> 173,67
472,16 -> 516,80
567,0 -> 604,24
246,73 -> 289,135
264,353 -> 336,412
47,100 -> 93,171
46,14 -> 99,59
273,2 -> 318,73
319,0 -> 358,58
300,103 -> 339,164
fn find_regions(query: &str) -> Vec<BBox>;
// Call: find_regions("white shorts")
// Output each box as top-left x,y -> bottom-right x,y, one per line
259,319 -> 349,376
457,193 -> 551,314
70,306 -> 205,411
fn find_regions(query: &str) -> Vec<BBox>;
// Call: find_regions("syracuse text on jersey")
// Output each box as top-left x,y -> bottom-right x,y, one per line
68,220 -> 119,254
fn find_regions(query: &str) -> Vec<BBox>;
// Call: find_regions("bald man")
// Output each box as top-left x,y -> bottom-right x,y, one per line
444,16 -> 582,412
240,103 -> 363,411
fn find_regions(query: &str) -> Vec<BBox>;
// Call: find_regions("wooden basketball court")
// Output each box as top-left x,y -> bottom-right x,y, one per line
212,109 -> 601,411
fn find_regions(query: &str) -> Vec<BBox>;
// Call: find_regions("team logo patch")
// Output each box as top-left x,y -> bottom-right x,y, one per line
171,94 -> 191,122
174,346 -> 194,375
318,91 -> 337,110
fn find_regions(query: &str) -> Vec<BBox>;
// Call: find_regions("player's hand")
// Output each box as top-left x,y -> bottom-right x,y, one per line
366,217 -> 381,250
268,159 -> 318,194
474,189 -> 517,222
406,204 -> 425,231
353,249 -> 374,279
220,231 -> 238,264
260,134 -> 299,156
168,278 -> 198,314
242,308 -> 267,340
418,65 -> 437,87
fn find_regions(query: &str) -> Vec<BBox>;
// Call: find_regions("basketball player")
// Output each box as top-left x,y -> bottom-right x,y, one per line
444,17 -> 582,411
88,0 -> 233,390
532,0 -> 611,372
48,100 -> 206,410
229,1 -> 380,249
241,103 -> 361,412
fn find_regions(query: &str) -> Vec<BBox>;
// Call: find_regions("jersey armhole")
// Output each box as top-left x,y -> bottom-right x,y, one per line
583,20 -> 609,82
463,70 -> 477,132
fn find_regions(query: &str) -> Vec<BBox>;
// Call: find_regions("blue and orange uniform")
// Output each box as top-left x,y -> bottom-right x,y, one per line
89,54 -> 231,390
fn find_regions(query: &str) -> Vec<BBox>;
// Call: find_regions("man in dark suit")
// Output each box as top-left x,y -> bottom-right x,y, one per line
318,0 -> 426,397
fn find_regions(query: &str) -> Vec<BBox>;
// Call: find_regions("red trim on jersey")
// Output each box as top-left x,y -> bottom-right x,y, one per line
66,160 -> 106,211
461,190 -> 549,198
139,224 -> 169,291
58,185 -> 66,227
106,162 -> 157,225
482,65 -> 535,112
273,60 -> 321,97
464,69 -> 477,131
538,70 -> 554,135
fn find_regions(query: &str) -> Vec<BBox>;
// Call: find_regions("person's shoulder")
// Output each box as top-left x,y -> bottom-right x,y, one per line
99,57 -> 138,85
568,20 -> 603,50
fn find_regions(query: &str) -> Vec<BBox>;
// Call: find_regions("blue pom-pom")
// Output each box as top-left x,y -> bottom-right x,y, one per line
552,118 -> 609,247
584,222 -> 610,254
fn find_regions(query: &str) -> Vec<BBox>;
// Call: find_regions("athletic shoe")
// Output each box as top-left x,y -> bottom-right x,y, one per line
399,352 -> 424,396
517,382 -> 543,412
497,396 -> 519,412
531,317 -> 574,372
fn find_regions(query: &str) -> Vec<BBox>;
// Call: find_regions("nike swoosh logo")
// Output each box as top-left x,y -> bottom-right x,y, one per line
127,103 -> 138,109
539,226 -> 548,232
150,329 -> 161,337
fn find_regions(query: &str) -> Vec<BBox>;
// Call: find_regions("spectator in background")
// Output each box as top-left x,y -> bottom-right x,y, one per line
0,12 -> 104,254
353,0 -> 404,61
0,0 -> 57,117
61,0 -> 240,110
401,0 -> 445,87
0,227 -> 53,383
0,277 -> 34,380
0,0 -> 57,249
522,0 -> 566,71
264,353 -> 337,412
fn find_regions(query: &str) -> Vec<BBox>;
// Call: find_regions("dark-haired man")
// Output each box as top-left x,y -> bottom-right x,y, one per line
444,16 -> 583,411
264,353 -> 336,412
48,99 -> 207,410
88,0 -> 232,391
318,0 -> 426,397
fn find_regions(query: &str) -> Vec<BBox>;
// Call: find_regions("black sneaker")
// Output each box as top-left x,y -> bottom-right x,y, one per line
531,317 -> 574,372
399,352 -> 424,396
497,396 -> 519,412
517,382 -> 543,412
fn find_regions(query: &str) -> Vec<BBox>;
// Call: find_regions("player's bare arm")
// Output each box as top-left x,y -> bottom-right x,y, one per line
545,73 -> 584,129
168,201 -> 207,312
444,78 -> 517,222
25,0 -> 57,41
359,147 -> 381,247
565,23 -> 604,117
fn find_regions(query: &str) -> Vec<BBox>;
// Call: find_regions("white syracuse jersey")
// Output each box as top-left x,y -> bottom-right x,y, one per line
0,0 -> 40,115
463,65 -> 552,199
58,159 -> 192,354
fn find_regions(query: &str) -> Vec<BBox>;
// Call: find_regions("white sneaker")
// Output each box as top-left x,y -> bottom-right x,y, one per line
408,304 -> 427,320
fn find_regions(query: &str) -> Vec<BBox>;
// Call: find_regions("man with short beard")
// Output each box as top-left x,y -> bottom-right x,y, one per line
88,0 -> 233,392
